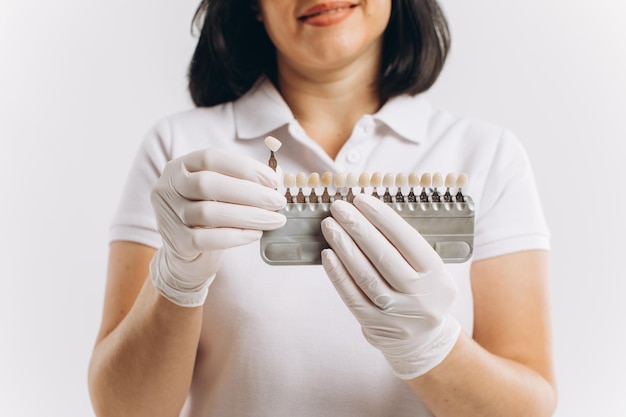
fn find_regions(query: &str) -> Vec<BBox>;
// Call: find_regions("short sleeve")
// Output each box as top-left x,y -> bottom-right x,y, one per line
472,130 -> 550,261
109,119 -> 173,249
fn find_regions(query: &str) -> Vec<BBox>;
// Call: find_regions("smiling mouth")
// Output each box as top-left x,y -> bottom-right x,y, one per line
298,4 -> 359,21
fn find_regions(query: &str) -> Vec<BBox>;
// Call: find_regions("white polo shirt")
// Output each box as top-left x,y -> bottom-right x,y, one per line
111,77 -> 550,417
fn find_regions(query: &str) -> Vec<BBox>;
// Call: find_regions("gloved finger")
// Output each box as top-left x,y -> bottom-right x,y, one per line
321,248 -> 379,314
183,227 -> 264,252
353,194 -> 443,274
181,201 -> 286,230
179,148 -> 279,188
327,200 -> 423,295
321,217 -> 399,310
173,169 -> 286,210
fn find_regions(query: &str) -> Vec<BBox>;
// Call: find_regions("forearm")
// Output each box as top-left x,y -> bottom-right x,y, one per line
89,279 -> 203,417
407,333 -> 557,417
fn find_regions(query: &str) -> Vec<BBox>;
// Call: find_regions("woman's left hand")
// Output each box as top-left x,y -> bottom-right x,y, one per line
321,194 -> 461,379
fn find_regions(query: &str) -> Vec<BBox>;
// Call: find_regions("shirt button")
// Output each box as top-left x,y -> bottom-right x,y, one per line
347,150 -> 360,163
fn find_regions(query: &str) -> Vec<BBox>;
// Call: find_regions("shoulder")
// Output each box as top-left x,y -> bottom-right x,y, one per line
422,102 -> 531,174
155,103 -> 236,138
426,104 -> 511,151
139,103 -> 238,160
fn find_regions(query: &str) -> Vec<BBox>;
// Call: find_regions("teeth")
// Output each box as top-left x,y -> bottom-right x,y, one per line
264,136 -> 282,152
346,172 -> 358,188
279,171 -> 469,204
334,173 -> 346,188
296,172 -> 307,188
408,172 -> 420,188
432,172 -> 443,188
283,172 -> 296,188
305,6 -> 348,18
321,172 -> 333,188
358,172 -> 370,189
370,172 -> 382,187
395,173 -> 408,188
308,172 -> 320,188
445,173 -> 456,188
382,172 -> 394,188
456,173 -> 468,188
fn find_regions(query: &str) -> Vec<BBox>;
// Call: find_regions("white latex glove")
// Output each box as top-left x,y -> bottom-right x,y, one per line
320,194 -> 461,379
150,148 -> 286,307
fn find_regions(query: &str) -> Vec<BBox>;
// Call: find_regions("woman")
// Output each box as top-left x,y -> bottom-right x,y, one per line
88,0 -> 557,416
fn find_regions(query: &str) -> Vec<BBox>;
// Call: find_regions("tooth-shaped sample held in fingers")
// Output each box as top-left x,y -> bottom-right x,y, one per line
264,136 -> 282,171
358,172 -> 370,193
264,136 -> 282,152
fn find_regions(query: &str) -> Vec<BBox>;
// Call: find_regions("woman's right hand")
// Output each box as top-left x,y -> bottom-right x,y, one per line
149,147 -> 286,307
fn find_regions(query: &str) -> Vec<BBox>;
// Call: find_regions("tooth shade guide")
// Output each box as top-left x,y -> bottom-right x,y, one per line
277,171 -> 469,205
261,173 -> 475,266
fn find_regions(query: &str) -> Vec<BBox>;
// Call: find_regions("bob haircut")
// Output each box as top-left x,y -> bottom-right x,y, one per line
188,0 -> 450,107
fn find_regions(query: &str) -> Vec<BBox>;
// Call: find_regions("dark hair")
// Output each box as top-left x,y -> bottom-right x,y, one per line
188,0 -> 450,107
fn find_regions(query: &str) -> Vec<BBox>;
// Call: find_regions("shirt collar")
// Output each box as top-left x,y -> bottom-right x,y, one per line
234,77 -> 295,140
234,77 -> 431,144
373,93 -> 431,144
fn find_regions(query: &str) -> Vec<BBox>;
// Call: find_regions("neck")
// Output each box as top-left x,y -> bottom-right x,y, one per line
276,51 -> 382,159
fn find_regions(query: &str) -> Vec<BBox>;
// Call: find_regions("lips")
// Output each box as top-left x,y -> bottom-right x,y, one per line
297,2 -> 359,21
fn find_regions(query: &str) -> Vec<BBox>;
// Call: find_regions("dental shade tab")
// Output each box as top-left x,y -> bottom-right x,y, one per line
260,137 -> 475,265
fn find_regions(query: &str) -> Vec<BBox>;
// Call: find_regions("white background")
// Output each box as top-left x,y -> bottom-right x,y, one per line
1,0 -> 624,415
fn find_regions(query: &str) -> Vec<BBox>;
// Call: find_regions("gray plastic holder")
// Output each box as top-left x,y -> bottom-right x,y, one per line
260,197 -> 475,265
